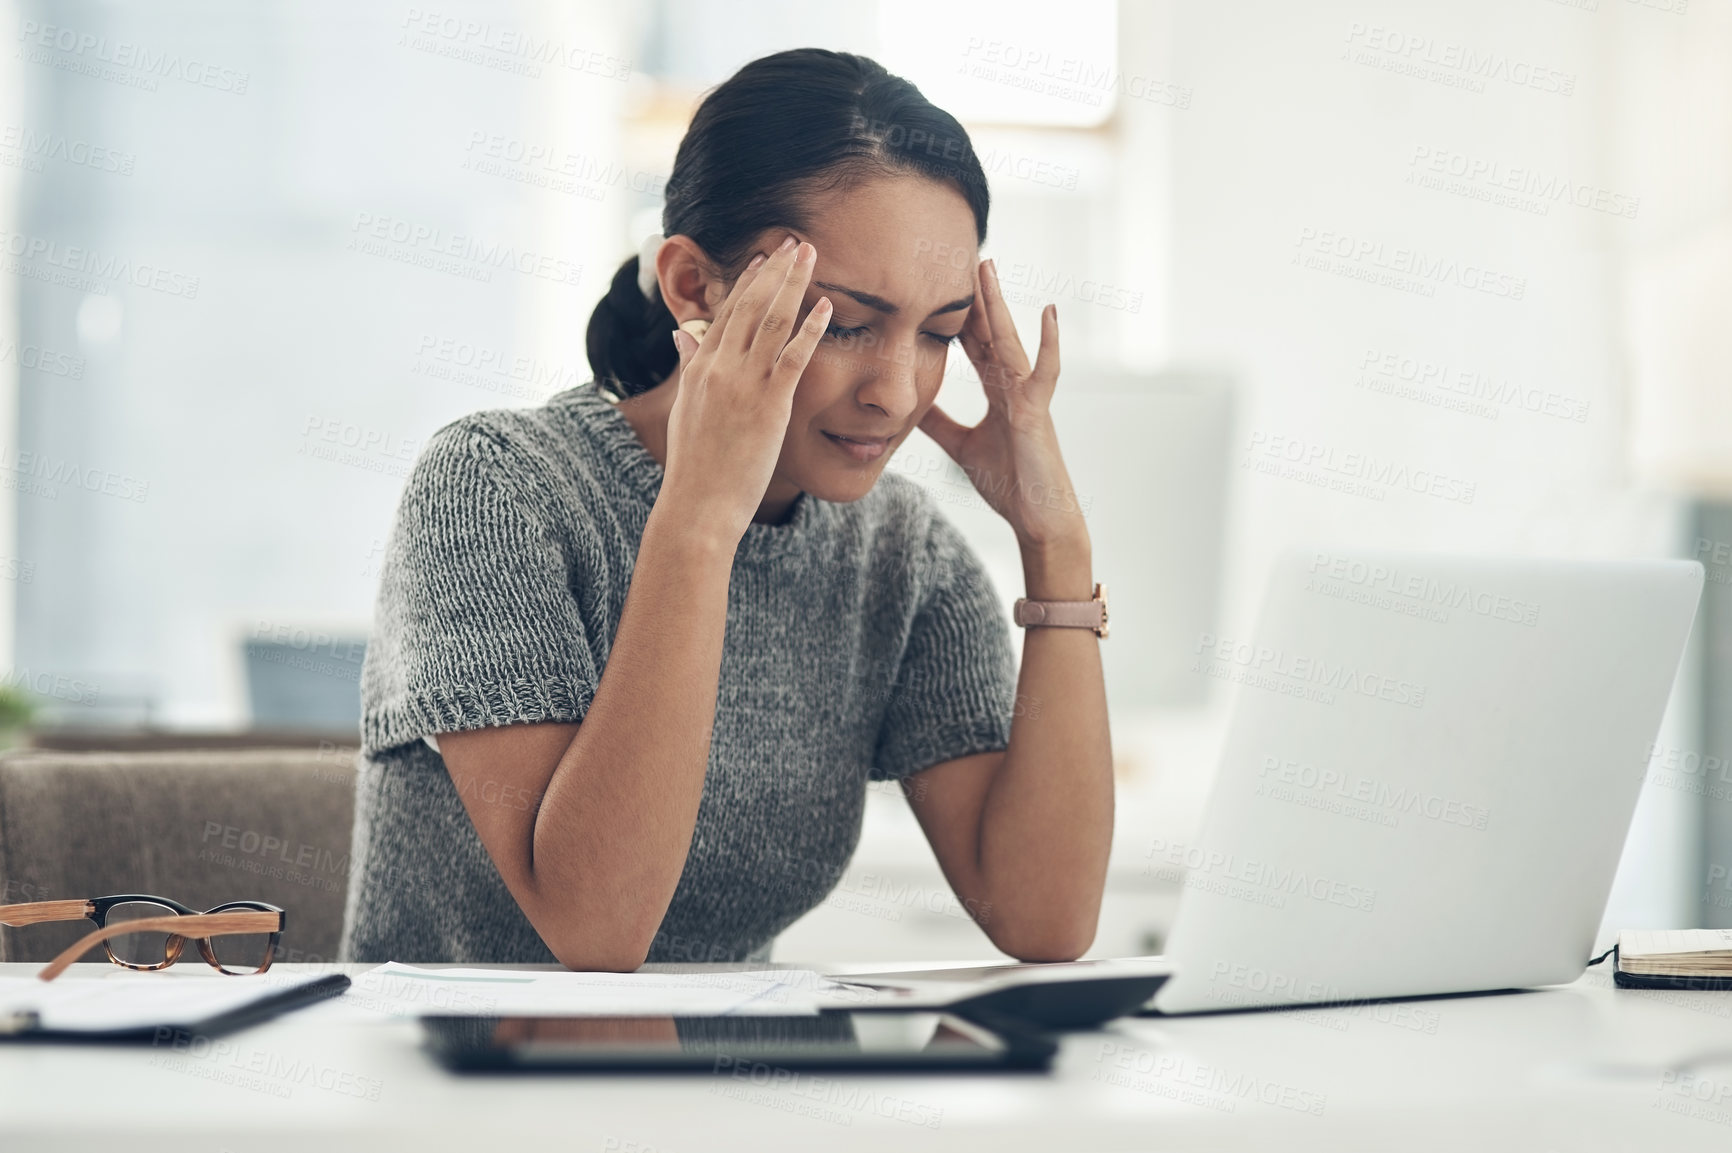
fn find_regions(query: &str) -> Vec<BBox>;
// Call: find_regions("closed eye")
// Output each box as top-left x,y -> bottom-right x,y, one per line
825,322 -> 960,348
825,322 -> 871,343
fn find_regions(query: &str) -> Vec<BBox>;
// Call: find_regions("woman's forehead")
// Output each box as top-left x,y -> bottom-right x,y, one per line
782,212 -> 977,313
806,176 -> 975,250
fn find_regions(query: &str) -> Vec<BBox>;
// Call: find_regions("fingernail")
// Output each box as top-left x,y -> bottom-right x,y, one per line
747,253 -> 766,270
778,235 -> 796,252
985,258 -> 998,279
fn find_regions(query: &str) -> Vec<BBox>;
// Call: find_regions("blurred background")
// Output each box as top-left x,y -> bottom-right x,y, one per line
0,0 -> 1728,960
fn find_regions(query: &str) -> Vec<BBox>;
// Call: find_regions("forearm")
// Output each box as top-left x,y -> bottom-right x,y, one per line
976,533 -> 1115,958
519,502 -> 735,965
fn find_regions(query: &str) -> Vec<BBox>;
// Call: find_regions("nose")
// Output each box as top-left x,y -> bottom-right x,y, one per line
851,335 -> 922,422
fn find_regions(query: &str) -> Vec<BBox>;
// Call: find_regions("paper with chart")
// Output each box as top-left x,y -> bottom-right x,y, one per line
323,963 -> 857,1019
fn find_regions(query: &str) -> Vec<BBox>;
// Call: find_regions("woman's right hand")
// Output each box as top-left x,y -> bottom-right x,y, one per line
658,235 -> 832,544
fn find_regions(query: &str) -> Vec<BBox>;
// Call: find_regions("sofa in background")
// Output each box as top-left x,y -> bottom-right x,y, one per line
0,746 -> 358,965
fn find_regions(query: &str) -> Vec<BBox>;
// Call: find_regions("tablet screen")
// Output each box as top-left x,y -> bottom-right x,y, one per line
421,1010 -> 1054,1071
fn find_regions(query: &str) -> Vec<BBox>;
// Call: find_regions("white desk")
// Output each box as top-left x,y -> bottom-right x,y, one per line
1,960 -> 1728,1152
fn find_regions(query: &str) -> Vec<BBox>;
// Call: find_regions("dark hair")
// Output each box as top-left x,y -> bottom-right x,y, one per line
586,47 -> 991,398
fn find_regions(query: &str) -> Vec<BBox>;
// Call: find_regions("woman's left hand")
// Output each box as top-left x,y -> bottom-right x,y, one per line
917,258 -> 1088,550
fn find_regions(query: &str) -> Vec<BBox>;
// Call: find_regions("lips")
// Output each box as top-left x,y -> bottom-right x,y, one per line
822,430 -> 893,462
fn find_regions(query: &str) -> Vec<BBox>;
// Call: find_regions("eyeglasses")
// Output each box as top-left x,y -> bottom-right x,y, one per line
0,895 -> 285,982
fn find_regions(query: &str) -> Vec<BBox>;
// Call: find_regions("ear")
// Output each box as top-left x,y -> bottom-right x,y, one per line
654,234 -> 727,326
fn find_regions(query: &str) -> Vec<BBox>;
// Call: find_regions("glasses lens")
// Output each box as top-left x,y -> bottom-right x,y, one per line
105,901 -> 180,967
205,912 -> 275,974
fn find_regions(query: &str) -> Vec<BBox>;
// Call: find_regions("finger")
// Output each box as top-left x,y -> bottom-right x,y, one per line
979,258 -> 1031,376
706,236 -> 797,351
671,326 -> 698,367
958,332 -> 1014,408
750,241 -> 818,372
720,235 -> 801,360
963,261 -> 994,346
917,402 -> 972,462
957,264 -> 1015,404
1024,303 -> 1061,407
772,295 -> 834,391
702,248 -> 770,352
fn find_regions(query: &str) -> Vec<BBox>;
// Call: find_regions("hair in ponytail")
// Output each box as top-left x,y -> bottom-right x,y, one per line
585,47 -> 991,398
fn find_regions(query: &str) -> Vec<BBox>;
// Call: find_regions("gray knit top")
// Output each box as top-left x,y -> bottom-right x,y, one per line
338,380 -> 1018,965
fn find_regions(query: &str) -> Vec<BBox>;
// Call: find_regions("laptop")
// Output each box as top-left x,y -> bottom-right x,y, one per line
1148,547 -> 1703,1013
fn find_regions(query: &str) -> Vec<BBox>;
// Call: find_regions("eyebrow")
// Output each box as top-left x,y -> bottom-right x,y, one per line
812,280 -> 973,319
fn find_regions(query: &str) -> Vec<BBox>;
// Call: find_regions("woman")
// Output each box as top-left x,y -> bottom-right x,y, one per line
339,47 -> 1113,970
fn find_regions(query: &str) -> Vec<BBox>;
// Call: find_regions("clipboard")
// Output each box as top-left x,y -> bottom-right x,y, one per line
0,972 -> 351,1043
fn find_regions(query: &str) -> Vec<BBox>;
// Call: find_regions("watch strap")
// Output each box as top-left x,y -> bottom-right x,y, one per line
1012,583 -> 1109,637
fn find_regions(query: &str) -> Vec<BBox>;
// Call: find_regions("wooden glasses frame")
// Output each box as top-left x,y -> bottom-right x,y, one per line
0,894 -> 285,982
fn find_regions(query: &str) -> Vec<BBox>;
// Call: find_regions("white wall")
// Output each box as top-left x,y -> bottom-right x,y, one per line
8,1 -> 628,726
1149,0 -> 1701,939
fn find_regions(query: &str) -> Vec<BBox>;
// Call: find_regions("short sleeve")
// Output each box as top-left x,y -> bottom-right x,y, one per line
870,508 -> 1018,782
359,422 -> 601,754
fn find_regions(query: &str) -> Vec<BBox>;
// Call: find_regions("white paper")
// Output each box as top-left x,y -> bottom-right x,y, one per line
1619,928 -> 1732,958
813,957 -> 1176,1010
326,963 -> 856,1020
0,968 -> 337,1034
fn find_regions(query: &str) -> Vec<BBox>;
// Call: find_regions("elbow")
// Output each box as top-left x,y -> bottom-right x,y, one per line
518,867 -> 667,972
968,877 -> 1103,962
985,912 -> 1098,964
547,931 -> 651,973
554,946 -> 648,973
999,935 -> 1094,964
533,901 -> 659,973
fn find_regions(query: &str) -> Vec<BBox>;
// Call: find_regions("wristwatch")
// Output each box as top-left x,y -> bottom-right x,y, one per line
1013,582 -> 1109,638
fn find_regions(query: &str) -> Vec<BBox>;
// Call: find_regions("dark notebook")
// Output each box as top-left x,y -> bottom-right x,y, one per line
1613,930 -> 1732,991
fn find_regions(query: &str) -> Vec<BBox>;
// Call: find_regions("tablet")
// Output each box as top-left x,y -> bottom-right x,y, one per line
420,1010 -> 1056,1072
